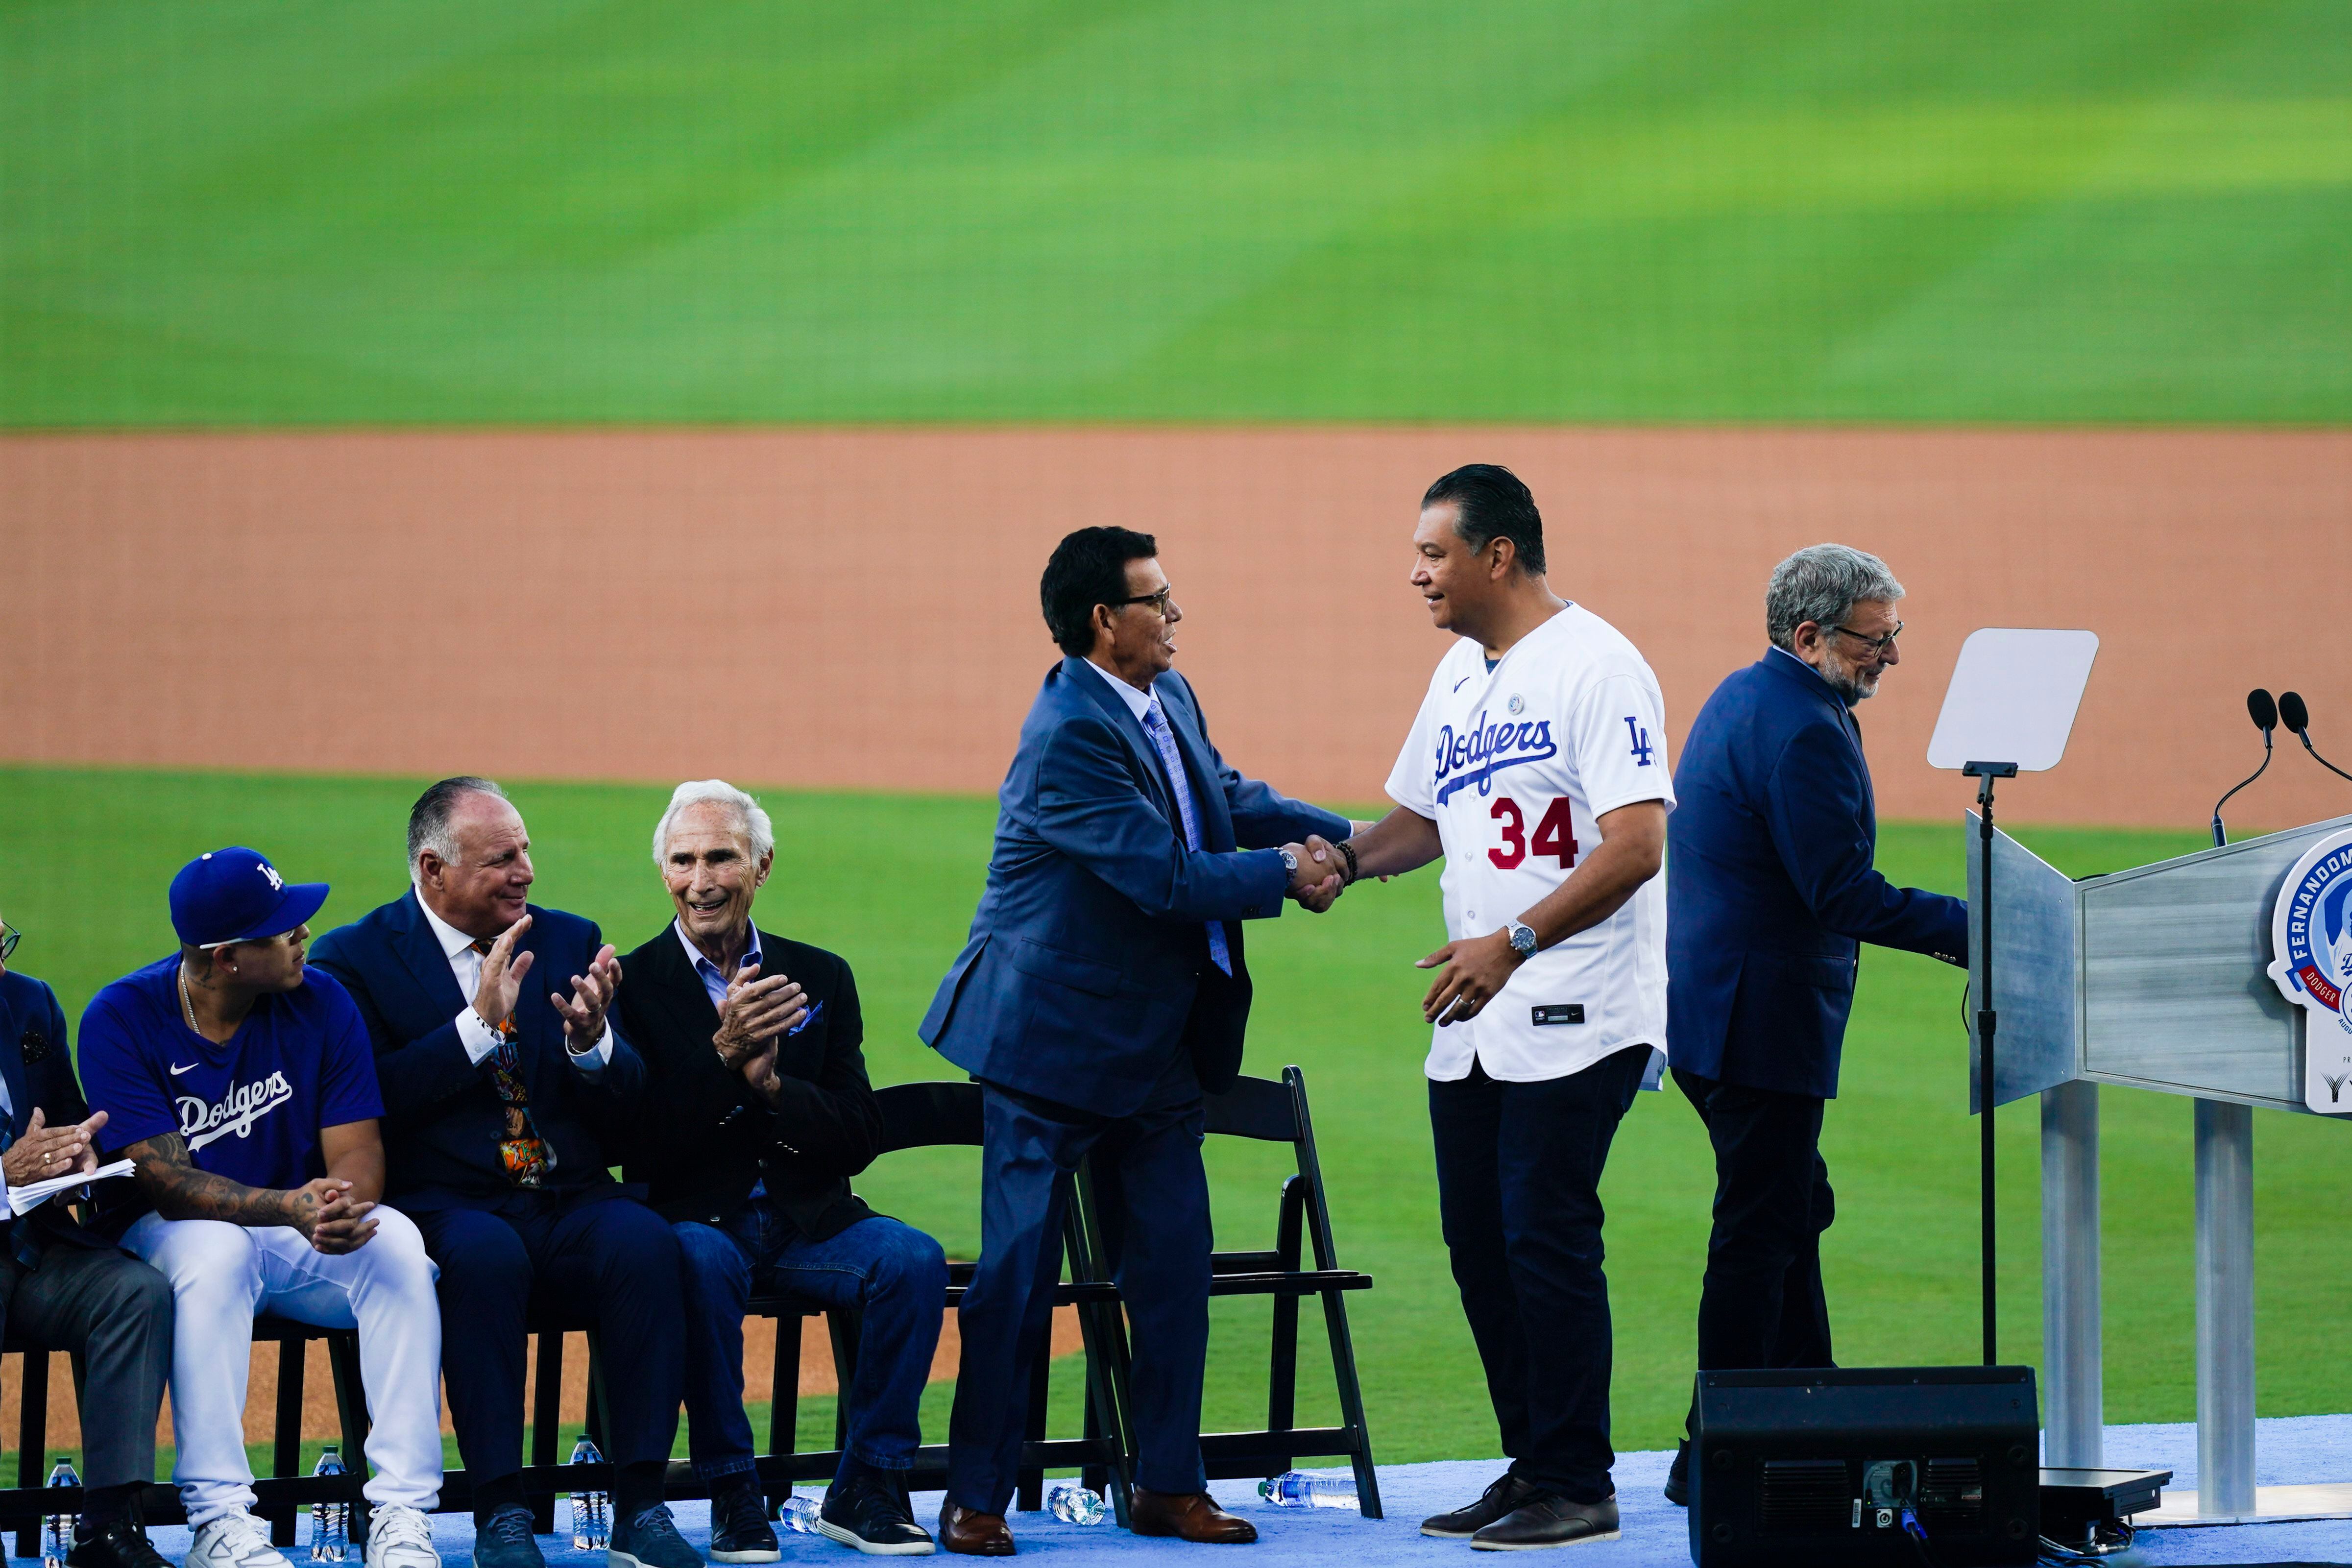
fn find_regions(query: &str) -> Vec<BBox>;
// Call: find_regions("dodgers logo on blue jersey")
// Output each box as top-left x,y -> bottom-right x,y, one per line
2266,828 -> 2352,1111
1433,710 -> 1557,805
178,1071 -> 296,1151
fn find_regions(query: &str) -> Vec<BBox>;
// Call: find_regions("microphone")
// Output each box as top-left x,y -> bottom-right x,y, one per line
2279,691 -> 2352,784
2212,688 -> 2276,846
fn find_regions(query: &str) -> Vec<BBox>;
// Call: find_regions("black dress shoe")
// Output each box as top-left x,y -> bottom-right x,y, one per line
820,1476 -> 935,1556
1664,1441 -> 1690,1507
67,1520 -> 171,1568
1420,1473 -> 1546,1538
1470,1495 -> 1620,1550
709,1481 -> 781,1563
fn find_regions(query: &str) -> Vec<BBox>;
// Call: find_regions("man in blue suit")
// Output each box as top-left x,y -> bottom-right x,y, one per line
0,909 -> 176,1568
311,779 -> 701,1568
921,528 -> 1354,1553
1660,545 -> 1967,1505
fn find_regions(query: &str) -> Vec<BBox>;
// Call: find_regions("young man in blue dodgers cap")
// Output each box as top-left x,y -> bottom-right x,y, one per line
0,900 -> 177,1568
78,849 -> 446,1568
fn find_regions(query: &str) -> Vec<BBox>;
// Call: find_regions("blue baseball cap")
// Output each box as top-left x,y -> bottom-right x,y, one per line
169,847 -> 330,948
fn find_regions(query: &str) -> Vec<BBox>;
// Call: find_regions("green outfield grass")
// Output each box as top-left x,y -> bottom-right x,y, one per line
3,766 -> 2346,1476
4,0 -> 2347,428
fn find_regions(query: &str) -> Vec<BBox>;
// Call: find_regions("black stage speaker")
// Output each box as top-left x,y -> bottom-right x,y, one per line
1689,1366 -> 2040,1567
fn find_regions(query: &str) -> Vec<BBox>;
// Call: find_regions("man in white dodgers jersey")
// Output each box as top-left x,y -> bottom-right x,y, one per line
1288,465 -> 1671,1550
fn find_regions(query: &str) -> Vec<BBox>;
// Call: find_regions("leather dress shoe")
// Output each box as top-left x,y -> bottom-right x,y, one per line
1470,1494 -> 1620,1550
936,1504 -> 1014,1557
1128,1489 -> 1258,1544
1421,1473 -> 1546,1538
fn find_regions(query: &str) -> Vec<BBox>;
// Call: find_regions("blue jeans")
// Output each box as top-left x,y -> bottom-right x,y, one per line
674,1204 -> 947,1487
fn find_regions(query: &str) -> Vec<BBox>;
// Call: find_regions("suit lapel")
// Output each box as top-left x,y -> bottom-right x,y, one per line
392,891 -> 470,1017
1159,690 -> 1237,852
645,926 -> 724,1033
1061,657 -> 1179,823
0,993 -> 29,1142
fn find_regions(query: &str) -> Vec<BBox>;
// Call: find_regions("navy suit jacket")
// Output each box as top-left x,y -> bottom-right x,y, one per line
0,970 -> 114,1251
920,659 -> 1351,1117
310,892 -> 646,1209
1666,650 -> 1968,1099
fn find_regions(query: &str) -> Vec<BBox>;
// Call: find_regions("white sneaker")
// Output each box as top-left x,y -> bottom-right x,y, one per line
364,1505 -> 442,1568
189,1512 -> 293,1568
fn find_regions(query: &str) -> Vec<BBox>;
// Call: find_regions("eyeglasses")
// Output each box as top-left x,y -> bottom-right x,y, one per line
1111,585 -> 1177,618
1828,620 -> 1903,655
0,924 -> 17,963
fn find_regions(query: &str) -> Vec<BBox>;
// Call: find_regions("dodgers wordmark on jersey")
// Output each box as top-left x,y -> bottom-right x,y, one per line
1386,603 -> 1675,1085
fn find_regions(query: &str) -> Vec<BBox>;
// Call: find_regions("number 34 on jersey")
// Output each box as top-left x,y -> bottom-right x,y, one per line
1486,796 -> 1577,869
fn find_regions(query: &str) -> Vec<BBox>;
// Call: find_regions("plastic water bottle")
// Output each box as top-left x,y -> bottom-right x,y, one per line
1045,1483 -> 1106,1525
41,1458 -> 80,1568
309,1447 -> 349,1561
567,1436 -> 610,1550
779,1495 -> 822,1534
1257,1472 -> 1357,1509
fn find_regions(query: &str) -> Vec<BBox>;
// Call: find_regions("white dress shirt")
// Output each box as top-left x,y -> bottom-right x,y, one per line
415,893 -> 611,1074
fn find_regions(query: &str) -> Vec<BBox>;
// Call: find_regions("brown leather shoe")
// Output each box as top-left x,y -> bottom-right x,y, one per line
1128,1488 -> 1259,1544
937,1503 -> 1016,1556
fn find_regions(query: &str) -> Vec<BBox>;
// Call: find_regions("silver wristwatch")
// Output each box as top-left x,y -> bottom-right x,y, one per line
1505,920 -> 1538,958
1280,848 -> 1300,875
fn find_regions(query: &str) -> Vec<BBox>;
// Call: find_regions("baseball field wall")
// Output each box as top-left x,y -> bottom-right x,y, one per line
4,426 -> 2348,831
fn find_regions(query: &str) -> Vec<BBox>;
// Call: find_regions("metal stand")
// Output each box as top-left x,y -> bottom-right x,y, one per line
1964,761 -> 2016,1365
2040,1080 -> 2101,1467
2194,1097 -> 2255,1517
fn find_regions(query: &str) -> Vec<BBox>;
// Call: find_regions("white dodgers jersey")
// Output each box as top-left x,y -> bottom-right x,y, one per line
1385,603 -> 1674,1084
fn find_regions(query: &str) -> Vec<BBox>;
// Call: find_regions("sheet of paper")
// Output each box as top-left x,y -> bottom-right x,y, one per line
7,1158 -> 134,1218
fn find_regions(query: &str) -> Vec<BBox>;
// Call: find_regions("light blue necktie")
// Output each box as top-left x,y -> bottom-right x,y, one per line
1142,692 -> 1233,976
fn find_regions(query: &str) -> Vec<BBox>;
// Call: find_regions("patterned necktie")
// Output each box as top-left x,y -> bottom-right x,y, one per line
1142,693 -> 1234,976
469,939 -> 555,1188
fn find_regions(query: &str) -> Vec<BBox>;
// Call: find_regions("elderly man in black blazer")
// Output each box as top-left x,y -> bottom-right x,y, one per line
619,782 -> 947,1560
0,907 -> 175,1568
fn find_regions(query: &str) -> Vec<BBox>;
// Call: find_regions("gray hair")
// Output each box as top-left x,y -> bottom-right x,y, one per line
1765,544 -> 1905,651
408,776 -> 509,870
653,780 -> 775,867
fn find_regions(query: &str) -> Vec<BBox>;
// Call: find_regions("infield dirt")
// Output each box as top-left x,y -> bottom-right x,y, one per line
5,425 -> 2349,829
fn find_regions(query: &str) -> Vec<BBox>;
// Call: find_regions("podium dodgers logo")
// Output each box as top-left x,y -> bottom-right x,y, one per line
2266,827 -> 2352,1111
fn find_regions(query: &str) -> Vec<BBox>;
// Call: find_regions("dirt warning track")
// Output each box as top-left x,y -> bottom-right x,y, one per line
4,426 -> 2349,829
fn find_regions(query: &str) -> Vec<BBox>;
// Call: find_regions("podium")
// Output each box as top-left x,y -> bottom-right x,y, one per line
1967,813 -> 2352,1520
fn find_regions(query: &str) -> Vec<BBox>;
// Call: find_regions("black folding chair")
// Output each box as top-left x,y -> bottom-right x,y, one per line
851,1081 -> 1134,1523
0,1319 -> 371,1551
1073,1064 -> 1381,1517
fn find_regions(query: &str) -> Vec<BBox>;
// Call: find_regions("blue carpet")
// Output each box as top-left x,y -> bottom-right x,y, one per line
117,1418 -> 2352,1568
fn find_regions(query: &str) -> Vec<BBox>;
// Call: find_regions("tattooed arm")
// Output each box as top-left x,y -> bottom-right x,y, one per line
122,1133 -> 351,1242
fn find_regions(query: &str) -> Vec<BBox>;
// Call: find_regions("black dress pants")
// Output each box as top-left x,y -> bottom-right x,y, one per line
1674,1067 -> 1836,1395
1429,1046 -> 1650,1506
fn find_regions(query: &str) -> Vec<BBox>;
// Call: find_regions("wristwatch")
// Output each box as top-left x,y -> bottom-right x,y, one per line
1280,848 -> 1300,876
1505,920 -> 1538,959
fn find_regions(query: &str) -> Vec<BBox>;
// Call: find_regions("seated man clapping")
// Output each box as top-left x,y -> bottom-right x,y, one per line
620,782 -> 947,1558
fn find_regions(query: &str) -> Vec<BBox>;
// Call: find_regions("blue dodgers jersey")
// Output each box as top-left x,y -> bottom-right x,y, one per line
77,958 -> 385,1230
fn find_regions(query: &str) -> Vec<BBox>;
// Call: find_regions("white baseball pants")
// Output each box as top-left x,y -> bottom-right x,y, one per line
123,1206 -> 444,1526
